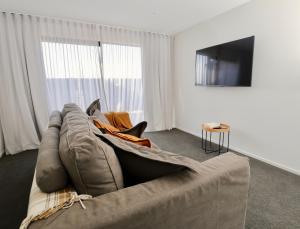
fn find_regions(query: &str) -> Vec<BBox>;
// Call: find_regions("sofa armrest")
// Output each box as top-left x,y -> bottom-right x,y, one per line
29,153 -> 250,229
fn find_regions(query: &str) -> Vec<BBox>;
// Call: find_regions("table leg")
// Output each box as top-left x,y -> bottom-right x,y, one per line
227,131 -> 230,152
201,129 -> 203,149
205,131 -> 207,152
221,132 -> 224,154
218,132 -> 221,154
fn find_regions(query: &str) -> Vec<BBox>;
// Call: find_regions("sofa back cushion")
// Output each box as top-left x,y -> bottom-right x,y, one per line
59,104 -> 124,197
36,127 -> 69,193
61,103 -> 83,119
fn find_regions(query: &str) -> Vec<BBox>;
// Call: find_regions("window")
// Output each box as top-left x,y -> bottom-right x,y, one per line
41,41 -> 143,124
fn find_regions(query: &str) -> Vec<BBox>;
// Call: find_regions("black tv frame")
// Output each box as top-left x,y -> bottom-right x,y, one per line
195,36 -> 255,87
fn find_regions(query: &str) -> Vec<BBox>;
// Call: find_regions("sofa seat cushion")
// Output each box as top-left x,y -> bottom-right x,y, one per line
36,127 -> 68,193
59,104 -> 124,197
61,103 -> 83,119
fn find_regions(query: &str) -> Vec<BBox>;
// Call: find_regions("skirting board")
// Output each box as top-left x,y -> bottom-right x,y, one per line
176,127 -> 300,176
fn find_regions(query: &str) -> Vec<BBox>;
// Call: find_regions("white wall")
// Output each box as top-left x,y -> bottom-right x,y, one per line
174,0 -> 300,174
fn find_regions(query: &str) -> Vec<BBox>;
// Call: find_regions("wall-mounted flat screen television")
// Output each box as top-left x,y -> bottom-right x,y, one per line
195,36 -> 254,86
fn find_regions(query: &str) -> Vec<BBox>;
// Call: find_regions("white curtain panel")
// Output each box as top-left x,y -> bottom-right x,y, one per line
39,18 -> 173,129
141,34 -> 173,130
0,13 -> 49,155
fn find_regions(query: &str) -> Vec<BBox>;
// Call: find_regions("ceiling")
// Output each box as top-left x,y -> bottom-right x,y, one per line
0,0 -> 250,34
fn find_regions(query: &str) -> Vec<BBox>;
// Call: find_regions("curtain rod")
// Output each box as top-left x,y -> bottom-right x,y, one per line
1,10 -> 172,37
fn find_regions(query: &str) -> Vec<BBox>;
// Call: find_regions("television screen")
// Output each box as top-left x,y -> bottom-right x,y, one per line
195,36 -> 254,86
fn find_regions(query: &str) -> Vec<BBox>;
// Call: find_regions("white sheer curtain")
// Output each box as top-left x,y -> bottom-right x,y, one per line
0,13 -> 49,155
41,40 -> 144,124
102,43 -> 144,124
41,40 -> 107,112
39,18 -> 173,129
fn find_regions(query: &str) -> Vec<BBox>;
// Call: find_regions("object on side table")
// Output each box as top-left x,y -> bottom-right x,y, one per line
201,123 -> 230,155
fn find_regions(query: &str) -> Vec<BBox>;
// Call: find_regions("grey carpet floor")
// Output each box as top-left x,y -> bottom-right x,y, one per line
0,129 -> 299,229
0,149 -> 37,229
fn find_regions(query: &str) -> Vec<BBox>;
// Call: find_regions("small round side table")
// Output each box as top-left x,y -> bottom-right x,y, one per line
201,123 -> 230,155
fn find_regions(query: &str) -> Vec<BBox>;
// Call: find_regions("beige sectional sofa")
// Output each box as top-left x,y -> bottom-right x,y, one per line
25,104 -> 250,229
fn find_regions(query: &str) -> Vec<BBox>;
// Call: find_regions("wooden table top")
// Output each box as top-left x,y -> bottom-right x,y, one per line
202,123 -> 230,133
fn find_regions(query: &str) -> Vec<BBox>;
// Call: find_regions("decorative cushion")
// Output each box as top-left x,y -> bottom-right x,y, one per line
59,104 -> 124,197
48,110 -> 62,129
36,127 -> 68,193
86,99 -> 101,116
